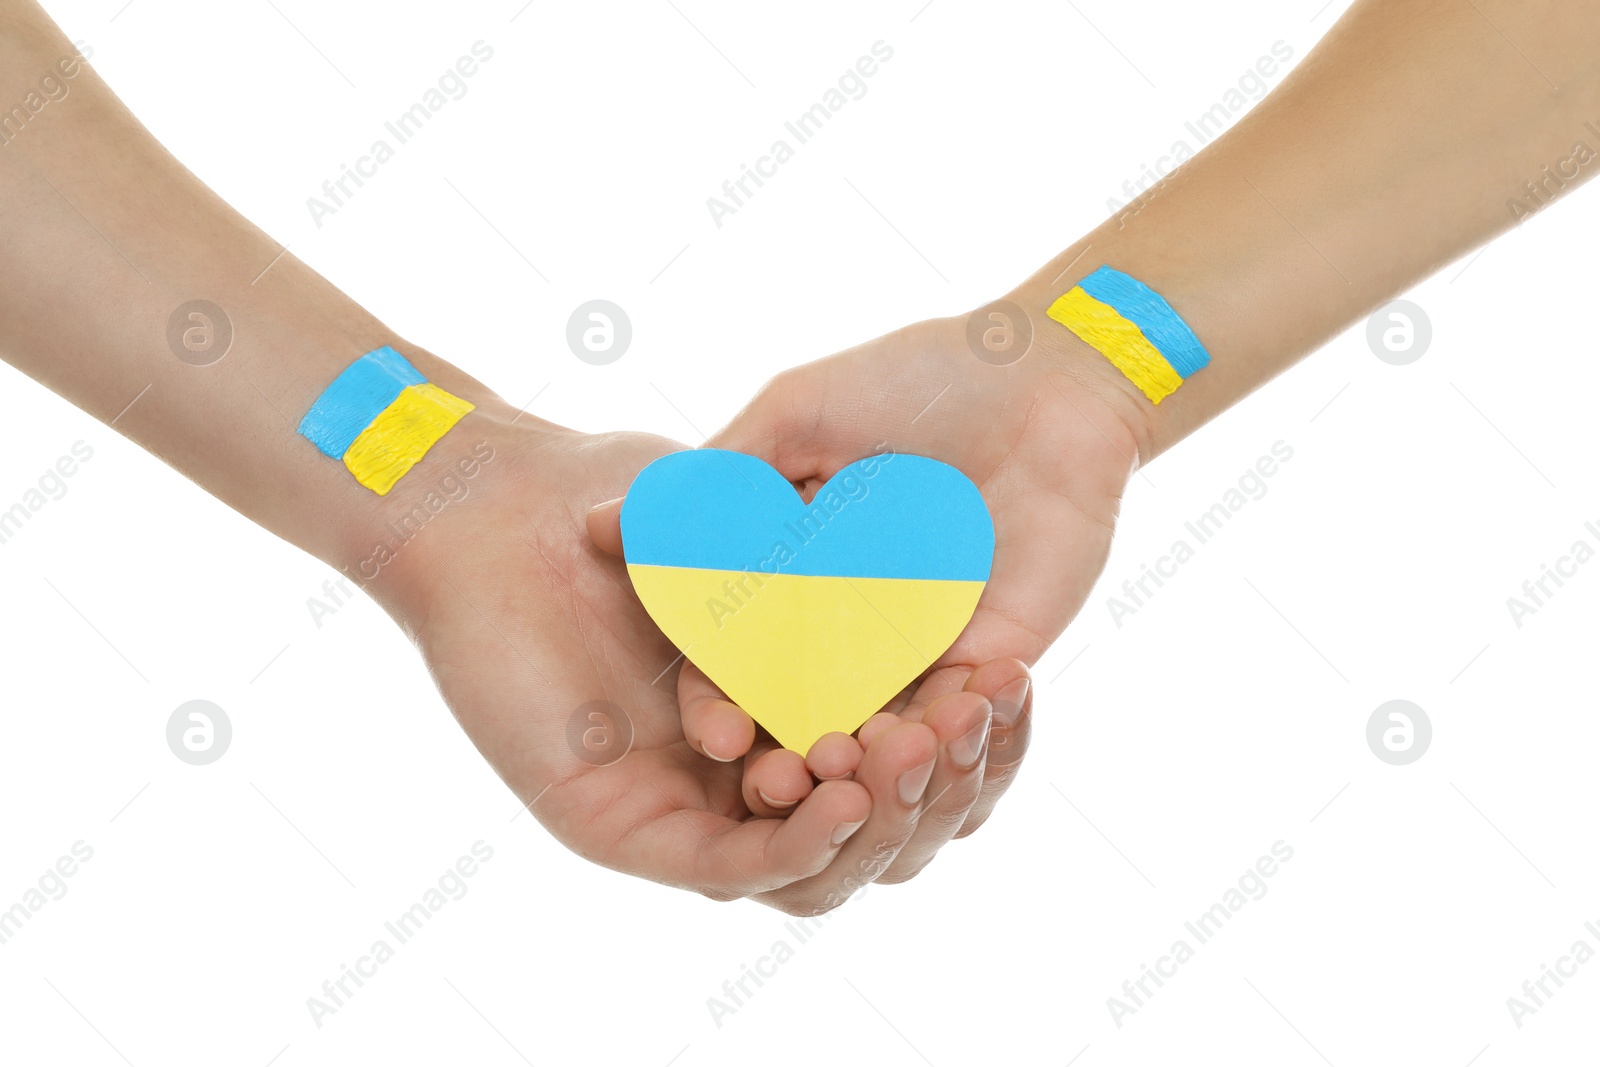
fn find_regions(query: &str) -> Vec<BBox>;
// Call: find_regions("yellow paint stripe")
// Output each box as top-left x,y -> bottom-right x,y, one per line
342,382 -> 475,496
1047,287 -> 1184,404
627,564 -> 985,754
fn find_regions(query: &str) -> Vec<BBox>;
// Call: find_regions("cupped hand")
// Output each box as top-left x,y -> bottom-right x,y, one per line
589,310 -> 1146,883
365,403 -> 1005,913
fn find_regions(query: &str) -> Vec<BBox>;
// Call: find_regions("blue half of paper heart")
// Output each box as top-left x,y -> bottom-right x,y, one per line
621,450 -> 993,581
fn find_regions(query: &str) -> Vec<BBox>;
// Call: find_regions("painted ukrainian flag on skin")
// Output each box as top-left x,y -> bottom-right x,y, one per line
298,346 -> 474,495
1047,265 -> 1211,404
622,450 -> 993,755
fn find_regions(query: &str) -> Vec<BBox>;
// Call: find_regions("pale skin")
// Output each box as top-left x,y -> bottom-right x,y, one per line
0,0 -> 1031,913
5,0 -> 1599,911
593,0 -> 1600,826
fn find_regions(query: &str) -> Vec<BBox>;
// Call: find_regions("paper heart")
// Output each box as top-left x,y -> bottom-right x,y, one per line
620,449 -> 994,754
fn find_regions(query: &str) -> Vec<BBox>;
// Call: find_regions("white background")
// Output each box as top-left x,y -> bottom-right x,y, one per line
2,0 -> 1597,1064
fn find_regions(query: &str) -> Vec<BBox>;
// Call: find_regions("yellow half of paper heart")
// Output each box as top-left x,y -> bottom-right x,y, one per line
628,564 -> 986,754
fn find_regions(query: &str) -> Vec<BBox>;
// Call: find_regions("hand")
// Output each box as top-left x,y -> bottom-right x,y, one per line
364,403 -> 1000,914
590,310 -> 1145,884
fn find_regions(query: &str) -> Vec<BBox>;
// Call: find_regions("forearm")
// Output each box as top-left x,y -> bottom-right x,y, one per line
1015,0 -> 1600,459
0,2 -> 512,574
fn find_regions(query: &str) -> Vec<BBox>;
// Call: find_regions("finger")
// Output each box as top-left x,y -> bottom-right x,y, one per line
857,711 -> 900,747
891,664 -> 973,723
621,778 -> 871,900
708,350 -> 924,481
806,731 -> 862,781
756,720 -> 937,915
706,367 -> 827,479
742,740 -> 813,817
957,664 -> 1033,839
585,497 -> 626,557
888,659 -> 1033,842
678,662 -> 756,762
874,688 -> 992,884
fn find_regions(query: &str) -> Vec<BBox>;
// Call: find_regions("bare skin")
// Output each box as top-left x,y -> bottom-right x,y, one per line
5,0 -> 1599,905
0,0 -> 1028,912
591,0 -> 1600,873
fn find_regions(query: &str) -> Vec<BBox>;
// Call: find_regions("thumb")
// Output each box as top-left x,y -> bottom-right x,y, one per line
706,367 -> 823,478
583,368 -> 826,560
585,497 -> 625,557
709,362 -> 901,485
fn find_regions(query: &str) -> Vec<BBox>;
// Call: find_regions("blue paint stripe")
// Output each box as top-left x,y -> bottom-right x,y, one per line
297,346 -> 427,459
1078,265 -> 1211,378
621,450 -> 994,582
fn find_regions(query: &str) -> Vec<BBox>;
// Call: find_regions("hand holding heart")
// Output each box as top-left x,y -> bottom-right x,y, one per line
383,309 -> 1141,914
587,313 -> 1144,883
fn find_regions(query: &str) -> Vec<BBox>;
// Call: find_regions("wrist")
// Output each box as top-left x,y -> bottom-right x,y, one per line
992,274 -> 1155,476
324,392 -> 575,614
1023,302 -> 1158,470
1005,229 -> 1245,464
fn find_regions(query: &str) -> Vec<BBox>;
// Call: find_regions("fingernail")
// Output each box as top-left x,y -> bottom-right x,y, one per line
898,758 -> 935,806
831,819 -> 866,846
992,677 -> 1030,727
758,790 -> 798,811
816,772 -> 855,782
700,742 -> 739,763
949,713 -> 991,770
587,497 -> 623,513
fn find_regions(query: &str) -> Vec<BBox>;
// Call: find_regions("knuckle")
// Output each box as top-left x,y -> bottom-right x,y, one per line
750,371 -> 800,419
